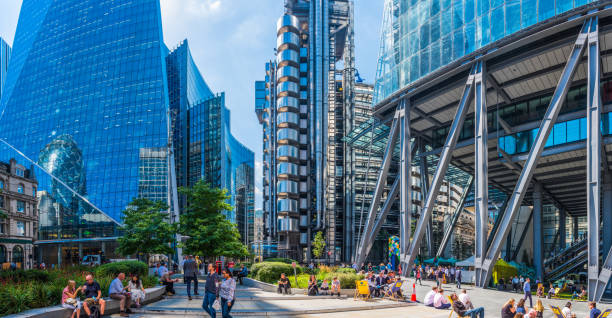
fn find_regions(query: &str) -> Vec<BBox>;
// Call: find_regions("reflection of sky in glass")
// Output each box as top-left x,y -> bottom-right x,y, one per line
374,0 -> 597,104
0,0 -> 169,223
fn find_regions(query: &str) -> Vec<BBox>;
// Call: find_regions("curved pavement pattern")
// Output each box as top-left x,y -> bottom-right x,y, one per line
114,279 -> 432,317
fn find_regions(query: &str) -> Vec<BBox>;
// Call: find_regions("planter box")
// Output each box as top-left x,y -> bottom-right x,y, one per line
5,286 -> 165,318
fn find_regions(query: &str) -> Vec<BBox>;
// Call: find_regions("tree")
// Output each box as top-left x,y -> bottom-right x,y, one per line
312,231 -> 326,259
117,198 -> 175,261
177,181 -> 249,259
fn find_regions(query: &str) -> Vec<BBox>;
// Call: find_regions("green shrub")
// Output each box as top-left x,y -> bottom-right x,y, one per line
95,261 -> 148,277
252,262 -> 302,283
263,257 -> 296,264
336,268 -> 356,274
319,272 -> 364,289
0,269 -> 50,283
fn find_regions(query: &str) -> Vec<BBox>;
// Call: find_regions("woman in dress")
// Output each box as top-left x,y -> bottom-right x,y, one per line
61,280 -> 82,318
128,274 -> 146,308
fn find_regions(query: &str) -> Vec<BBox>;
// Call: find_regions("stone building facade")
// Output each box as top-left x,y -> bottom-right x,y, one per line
0,159 -> 38,269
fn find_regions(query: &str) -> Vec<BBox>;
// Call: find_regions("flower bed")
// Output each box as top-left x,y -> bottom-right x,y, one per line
0,261 -> 158,316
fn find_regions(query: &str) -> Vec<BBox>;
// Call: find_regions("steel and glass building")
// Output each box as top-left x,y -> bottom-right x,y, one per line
353,0 -> 612,300
256,0 -> 355,262
0,0 -> 254,265
0,37 -> 10,99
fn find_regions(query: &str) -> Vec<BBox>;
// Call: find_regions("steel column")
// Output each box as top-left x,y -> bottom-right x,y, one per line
401,64 -> 476,271
436,177 -> 474,258
533,183 -> 544,282
604,177 -> 612,267
478,19 -> 591,287
559,208 -> 567,251
511,208 -> 534,261
400,99 -> 412,271
419,139 -> 433,258
586,17 -> 602,301
361,177 -> 400,260
573,216 -> 579,241
355,109 -> 401,266
473,60 -> 488,286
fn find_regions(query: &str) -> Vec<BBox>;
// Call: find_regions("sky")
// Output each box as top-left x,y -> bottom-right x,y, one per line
0,0 -> 384,210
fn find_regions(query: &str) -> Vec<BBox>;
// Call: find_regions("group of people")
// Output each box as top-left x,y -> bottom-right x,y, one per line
501,296 -> 603,318
364,270 -> 404,298
424,287 -> 484,318
60,272 -> 147,318
417,265 -> 463,288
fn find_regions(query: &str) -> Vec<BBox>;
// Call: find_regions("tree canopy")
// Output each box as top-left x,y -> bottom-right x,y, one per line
177,181 -> 249,259
117,198 -> 175,259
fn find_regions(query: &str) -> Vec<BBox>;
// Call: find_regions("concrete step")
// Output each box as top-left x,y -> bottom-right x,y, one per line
165,295 -> 349,300
132,301 -> 415,316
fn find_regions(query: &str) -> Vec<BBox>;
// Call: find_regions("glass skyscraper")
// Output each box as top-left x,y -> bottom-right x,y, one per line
0,37 -> 10,99
374,0 -> 600,103
0,0 -> 254,265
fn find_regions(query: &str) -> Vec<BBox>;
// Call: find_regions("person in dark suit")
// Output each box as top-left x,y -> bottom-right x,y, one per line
183,255 -> 199,300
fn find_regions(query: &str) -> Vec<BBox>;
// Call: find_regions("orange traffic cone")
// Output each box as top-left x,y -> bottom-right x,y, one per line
411,283 -> 417,302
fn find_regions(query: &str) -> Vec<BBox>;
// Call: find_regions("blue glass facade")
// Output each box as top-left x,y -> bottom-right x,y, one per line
0,37 -> 10,99
0,0 -> 171,262
374,0 -> 599,103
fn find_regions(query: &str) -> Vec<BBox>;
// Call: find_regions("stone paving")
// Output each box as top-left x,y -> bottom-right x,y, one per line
109,278 -> 612,317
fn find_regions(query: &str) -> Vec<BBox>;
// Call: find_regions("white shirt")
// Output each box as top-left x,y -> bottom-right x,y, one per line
424,290 -> 436,305
433,293 -> 448,307
562,307 -> 573,317
458,292 -> 471,305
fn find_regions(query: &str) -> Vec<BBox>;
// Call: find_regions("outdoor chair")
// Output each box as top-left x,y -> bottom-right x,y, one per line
447,296 -> 466,318
598,309 -> 612,318
384,280 -> 404,301
353,280 -> 371,300
550,305 -> 567,318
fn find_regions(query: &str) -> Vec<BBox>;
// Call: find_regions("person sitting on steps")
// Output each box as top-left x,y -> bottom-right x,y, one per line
277,273 -> 291,294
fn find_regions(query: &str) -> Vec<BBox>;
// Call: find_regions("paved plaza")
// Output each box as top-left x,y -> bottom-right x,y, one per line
108,278 -> 612,318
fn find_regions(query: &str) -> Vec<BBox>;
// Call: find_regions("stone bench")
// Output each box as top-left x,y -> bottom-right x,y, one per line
5,286 -> 165,318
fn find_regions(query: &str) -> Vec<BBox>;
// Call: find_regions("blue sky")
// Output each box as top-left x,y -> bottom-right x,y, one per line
0,0 -> 383,210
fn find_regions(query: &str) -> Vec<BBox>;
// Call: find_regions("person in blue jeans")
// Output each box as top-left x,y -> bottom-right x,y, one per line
451,294 -> 485,318
523,278 -> 532,308
202,264 -> 220,318
219,269 -> 236,318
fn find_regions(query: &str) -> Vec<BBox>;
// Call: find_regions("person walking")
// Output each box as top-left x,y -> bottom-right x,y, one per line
456,267 -> 462,289
202,264 -> 220,318
183,255 -> 199,300
523,278 -> 532,308
219,269 -> 236,318
436,267 -> 445,288
415,266 -> 422,286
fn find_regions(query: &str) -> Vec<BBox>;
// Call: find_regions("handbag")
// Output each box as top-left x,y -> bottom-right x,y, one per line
65,298 -> 77,306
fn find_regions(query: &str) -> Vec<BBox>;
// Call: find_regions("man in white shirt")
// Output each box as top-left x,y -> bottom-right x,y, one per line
424,286 -> 438,306
433,289 -> 451,309
458,289 -> 473,309
562,302 -> 576,318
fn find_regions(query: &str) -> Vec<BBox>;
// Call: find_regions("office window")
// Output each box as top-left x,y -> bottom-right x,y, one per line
17,201 -> 25,213
16,221 -> 25,236
15,168 -> 24,177
17,184 -> 24,194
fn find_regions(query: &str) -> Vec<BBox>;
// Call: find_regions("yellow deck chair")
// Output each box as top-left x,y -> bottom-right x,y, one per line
447,296 -> 466,318
550,305 -> 567,318
389,280 -> 405,301
599,309 -> 612,318
354,280 -> 371,300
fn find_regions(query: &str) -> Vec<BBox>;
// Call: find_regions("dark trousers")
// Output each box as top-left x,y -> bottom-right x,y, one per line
162,281 -> 175,294
185,275 -> 198,297
524,291 -> 533,308
202,292 -> 216,318
415,277 -> 422,285
221,297 -> 234,318
278,284 -> 290,294
436,303 -> 451,309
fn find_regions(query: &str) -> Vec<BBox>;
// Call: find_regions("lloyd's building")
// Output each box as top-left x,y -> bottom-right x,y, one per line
353,0 -> 612,301
0,0 -> 254,266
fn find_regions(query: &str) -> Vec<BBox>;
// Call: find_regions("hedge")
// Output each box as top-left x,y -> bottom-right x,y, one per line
287,272 -> 365,289
95,261 -> 148,277
336,267 -> 356,274
0,269 -> 51,283
251,262 -> 302,283
263,258 -> 297,264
